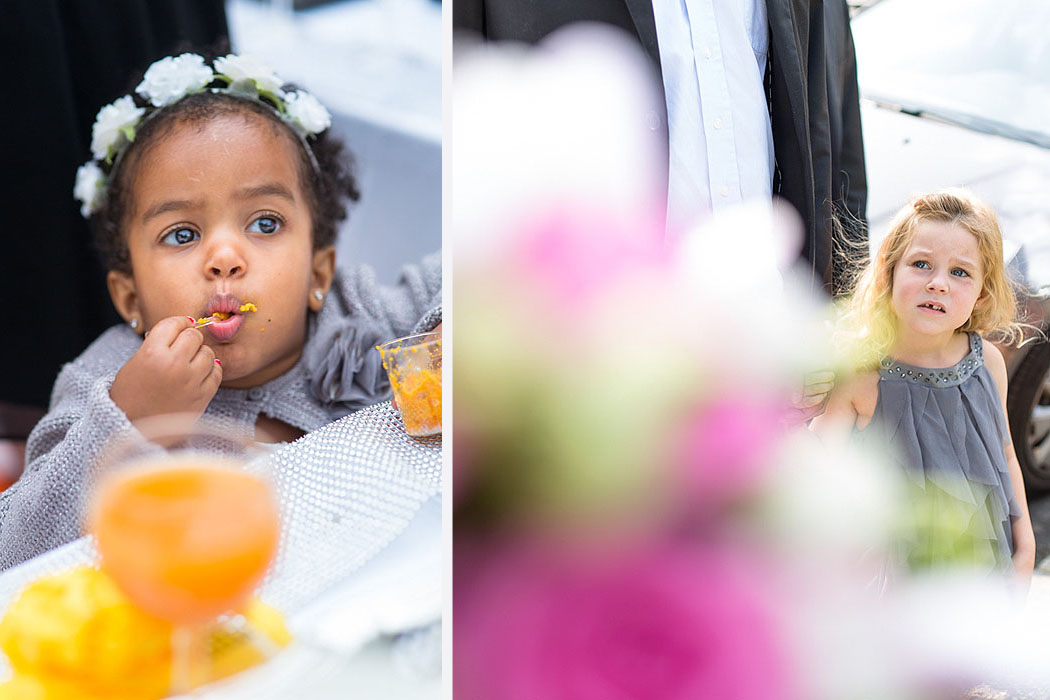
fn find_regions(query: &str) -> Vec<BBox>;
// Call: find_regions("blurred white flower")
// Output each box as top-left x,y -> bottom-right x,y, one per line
678,199 -> 801,296
453,24 -> 665,263
135,53 -> 213,107
284,90 -> 331,135
887,573 -> 1026,690
670,199 -> 836,386
73,162 -> 106,217
757,430 -> 903,559
90,95 -> 144,161
214,54 -> 284,95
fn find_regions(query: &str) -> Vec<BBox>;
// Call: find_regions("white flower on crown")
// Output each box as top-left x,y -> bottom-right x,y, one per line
284,90 -> 331,136
90,95 -> 145,161
135,53 -> 214,107
75,52 -> 336,219
214,54 -> 285,95
74,162 -> 106,217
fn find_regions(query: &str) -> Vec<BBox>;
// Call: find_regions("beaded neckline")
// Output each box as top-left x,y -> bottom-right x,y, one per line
878,332 -> 982,388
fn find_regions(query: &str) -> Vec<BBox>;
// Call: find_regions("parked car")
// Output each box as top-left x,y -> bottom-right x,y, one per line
852,0 -> 1050,490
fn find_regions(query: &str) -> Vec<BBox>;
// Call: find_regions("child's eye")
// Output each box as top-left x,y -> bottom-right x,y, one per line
161,227 -> 199,246
248,215 -> 282,235
951,268 -> 969,278
912,260 -> 931,269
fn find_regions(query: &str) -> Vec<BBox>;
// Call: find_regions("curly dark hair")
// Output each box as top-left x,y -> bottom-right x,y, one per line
90,89 -> 360,274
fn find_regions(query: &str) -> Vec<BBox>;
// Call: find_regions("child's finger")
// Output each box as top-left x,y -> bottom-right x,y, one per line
143,316 -> 196,347
189,342 -> 217,377
170,326 -> 205,359
203,356 -> 223,391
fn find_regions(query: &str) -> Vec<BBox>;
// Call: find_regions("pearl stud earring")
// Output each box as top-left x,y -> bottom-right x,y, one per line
313,290 -> 324,301
129,319 -> 140,330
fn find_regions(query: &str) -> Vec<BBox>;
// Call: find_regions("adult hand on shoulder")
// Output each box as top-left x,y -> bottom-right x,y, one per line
786,370 -> 836,425
110,316 -> 223,422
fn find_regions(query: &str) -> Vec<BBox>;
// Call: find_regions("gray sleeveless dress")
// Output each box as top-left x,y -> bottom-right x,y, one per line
861,332 -> 1020,573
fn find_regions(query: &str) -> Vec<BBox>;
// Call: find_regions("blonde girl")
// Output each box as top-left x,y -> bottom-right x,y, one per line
812,189 -> 1035,582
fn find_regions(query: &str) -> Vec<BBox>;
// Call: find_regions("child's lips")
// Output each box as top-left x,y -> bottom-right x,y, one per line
205,292 -> 244,317
205,313 -> 245,342
918,301 -> 946,314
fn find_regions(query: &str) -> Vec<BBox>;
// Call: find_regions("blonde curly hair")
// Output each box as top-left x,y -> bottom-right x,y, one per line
837,188 -> 1025,370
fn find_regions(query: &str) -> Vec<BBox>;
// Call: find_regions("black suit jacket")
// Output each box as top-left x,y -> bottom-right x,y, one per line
453,0 -> 867,295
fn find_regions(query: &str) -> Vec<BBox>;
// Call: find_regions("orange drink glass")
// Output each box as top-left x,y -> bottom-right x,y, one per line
87,414 -> 281,691
89,457 -> 279,623
377,331 -> 442,436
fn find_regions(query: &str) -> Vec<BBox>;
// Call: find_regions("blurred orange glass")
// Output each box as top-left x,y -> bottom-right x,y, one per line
89,457 -> 280,624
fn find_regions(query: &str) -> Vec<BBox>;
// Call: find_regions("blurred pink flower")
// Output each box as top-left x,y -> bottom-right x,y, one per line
674,394 -> 788,505
512,207 -> 669,310
454,541 -> 795,700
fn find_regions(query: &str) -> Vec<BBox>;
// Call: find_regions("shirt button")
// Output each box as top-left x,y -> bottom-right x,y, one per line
704,48 -> 712,59
720,186 -> 729,197
645,109 -> 660,131
713,117 -> 724,130
248,387 -> 265,401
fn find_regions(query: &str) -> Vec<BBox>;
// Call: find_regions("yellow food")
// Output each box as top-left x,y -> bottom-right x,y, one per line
0,566 -> 291,700
0,566 -> 171,699
390,368 -> 442,435
195,303 -> 258,326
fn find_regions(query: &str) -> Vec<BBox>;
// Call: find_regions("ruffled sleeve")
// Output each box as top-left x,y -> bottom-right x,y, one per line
303,254 -> 441,412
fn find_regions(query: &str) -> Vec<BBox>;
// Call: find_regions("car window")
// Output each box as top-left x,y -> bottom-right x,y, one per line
853,0 -> 1050,142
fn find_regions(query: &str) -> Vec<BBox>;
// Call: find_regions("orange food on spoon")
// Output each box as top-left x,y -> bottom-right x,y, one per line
196,303 -> 257,326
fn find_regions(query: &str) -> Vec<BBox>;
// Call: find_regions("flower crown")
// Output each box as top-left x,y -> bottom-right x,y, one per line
74,53 -> 332,218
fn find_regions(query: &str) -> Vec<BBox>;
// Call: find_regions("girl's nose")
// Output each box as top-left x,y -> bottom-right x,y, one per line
204,232 -> 247,279
926,274 -> 948,293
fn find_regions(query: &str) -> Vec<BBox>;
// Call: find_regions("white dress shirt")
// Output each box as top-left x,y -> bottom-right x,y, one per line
650,0 -> 774,236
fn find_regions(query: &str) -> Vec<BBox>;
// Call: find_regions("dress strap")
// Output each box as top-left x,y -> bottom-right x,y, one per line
970,330 -> 983,359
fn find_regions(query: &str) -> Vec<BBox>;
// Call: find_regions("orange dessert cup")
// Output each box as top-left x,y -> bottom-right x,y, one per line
377,333 -> 442,437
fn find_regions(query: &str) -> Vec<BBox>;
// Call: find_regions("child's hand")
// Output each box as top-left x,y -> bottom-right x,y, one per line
110,316 -> 223,422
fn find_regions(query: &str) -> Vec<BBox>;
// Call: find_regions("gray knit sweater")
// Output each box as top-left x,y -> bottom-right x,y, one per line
0,256 -> 440,570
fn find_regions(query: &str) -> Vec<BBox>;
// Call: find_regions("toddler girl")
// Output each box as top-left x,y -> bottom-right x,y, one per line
0,53 -> 440,569
811,189 -> 1035,582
